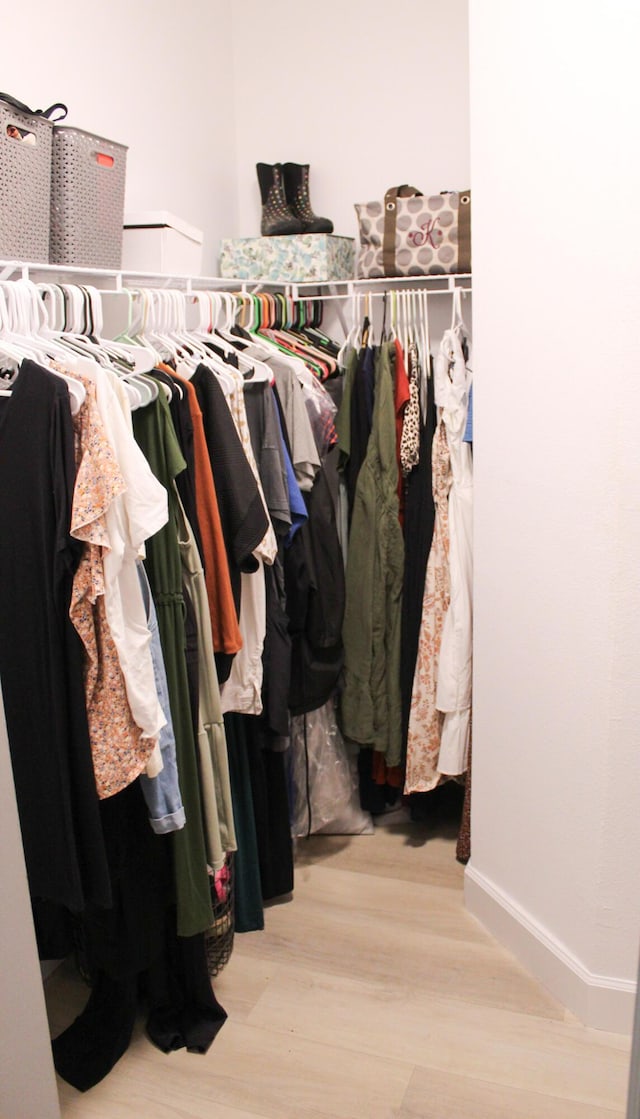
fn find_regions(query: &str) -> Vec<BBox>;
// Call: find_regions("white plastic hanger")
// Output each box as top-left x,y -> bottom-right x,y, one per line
0,282 -> 86,413
201,290 -> 274,384
138,289 -> 204,382
0,289 -> 25,391
419,287 -> 431,417
35,282 -> 152,404
83,284 -> 157,375
222,292 -> 237,333
160,290 -> 213,371
340,291 -> 362,365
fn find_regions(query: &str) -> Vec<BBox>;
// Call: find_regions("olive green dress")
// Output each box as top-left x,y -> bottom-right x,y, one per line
133,393 -> 213,937
340,343 -> 405,766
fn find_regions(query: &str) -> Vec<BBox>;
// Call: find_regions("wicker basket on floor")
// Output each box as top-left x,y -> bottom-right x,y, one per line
205,852 -> 235,977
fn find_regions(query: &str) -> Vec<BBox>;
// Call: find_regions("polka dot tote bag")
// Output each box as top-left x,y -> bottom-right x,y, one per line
354,185 -> 471,278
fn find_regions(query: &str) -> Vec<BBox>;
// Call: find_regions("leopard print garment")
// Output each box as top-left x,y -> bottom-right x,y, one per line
400,340 -> 421,476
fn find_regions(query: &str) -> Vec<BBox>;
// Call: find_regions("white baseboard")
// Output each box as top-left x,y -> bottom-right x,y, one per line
464,863 -> 636,1034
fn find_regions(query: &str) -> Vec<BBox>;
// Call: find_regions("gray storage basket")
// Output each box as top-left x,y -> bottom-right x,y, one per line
50,126 -> 128,268
0,100 -> 53,261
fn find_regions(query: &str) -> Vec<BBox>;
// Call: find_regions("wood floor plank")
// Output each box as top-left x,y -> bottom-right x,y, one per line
53,1010 -> 412,1119
123,1020 -> 413,1119
45,826 -> 630,1119
235,873 -> 566,1020
295,821 -> 466,889
395,1064 -> 626,1118
61,1080 -> 274,1119
245,963 -> 630,1113
211,951 -> 278,1022
293,862 -> 480,943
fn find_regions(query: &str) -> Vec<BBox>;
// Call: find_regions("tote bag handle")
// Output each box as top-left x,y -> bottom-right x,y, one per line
383,184 -> 423,276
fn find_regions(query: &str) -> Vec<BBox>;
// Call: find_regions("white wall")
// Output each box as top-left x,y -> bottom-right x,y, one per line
3,0 -> 237,272
467,0 -> 640,1031
230,0 -> 470,243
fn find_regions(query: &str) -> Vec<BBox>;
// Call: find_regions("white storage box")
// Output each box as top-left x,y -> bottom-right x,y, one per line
122,211 -> 203,275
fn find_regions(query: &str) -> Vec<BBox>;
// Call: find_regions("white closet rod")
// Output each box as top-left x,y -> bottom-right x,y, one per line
287,274 -> 471,298
288,288 -> 472,304
0,260 -> 275,293
0,260 -> 472,299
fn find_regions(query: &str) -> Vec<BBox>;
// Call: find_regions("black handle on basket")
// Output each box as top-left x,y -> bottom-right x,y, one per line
40,102 -> 68,121
0,92 -> 68,121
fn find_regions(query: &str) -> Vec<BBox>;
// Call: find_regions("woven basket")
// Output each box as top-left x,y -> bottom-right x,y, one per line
50,126 -> 127,268
205,853 -> 235,977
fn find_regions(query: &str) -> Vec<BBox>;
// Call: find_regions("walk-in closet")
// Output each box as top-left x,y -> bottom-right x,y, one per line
1,3 -> 639,1118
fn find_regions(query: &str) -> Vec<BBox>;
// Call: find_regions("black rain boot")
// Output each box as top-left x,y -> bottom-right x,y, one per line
256,162 -> 304,236
283,163 -> 334,234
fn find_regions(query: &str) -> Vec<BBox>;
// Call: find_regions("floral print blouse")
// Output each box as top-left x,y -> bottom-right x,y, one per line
69,373 -> 157,799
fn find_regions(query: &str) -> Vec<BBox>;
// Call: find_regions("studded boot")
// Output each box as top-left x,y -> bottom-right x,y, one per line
283,163 -> 334,234
256,162 -> 304,236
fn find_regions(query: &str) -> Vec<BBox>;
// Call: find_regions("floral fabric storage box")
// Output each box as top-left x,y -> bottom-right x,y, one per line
219,234 -> 355,282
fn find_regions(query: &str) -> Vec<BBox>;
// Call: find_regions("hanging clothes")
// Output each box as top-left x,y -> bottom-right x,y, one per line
260,350 -> 321,492
286,455 -> 345,716
137,562 -> 186,835
176,490 -> 237,871
171,369 -> 242,678
91,364 -> 168,778
367,338 -> 410,790
400,343 -> 438,759
400,340 -> 422,478
192,364 -> 269,628
243,715 -> 294,902
50,778 -> 173,1090
51,777 -> 226,1090
434,328 -> 473,776
340,342 -> 404,766
243,379 -> 292,539
0,360 -> 111,913
243,378 -> 293,737
335,345 -> 375,524
223,367 -> 278,564
224,711 -> 265,933
393,338 -> 411,522
1,280 -> 476,1073
69,374 -> 157,799
217,364 -> 277,719
334,344 -> 357,472
261,560 -> 292,737
404,415 -> 452,793
132,391 -> 213,938
154,363 -> 205,565
456,724 -> 472,863
94,366 -> 169,767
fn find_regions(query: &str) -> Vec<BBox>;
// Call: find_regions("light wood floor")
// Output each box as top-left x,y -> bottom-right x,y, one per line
46,814 -> 631,1118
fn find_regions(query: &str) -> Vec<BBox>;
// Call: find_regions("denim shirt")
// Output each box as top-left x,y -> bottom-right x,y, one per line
137,561 -> 186,834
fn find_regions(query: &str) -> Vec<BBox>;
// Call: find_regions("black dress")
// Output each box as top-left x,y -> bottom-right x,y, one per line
400,366 -> 438,758
0,360 -> 110,913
